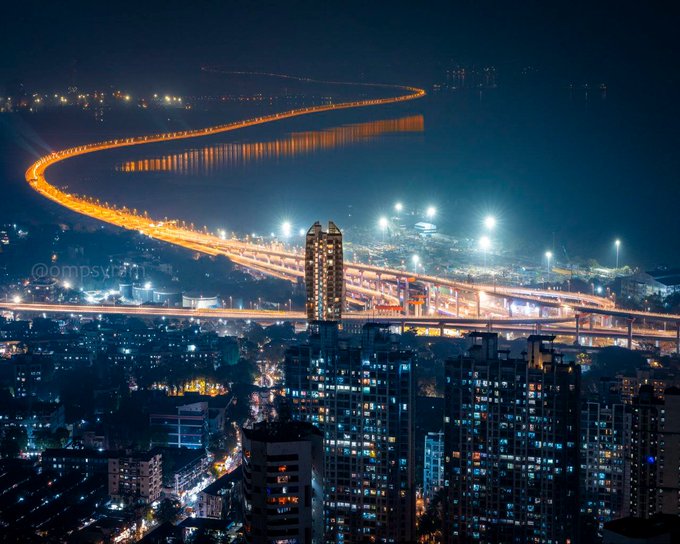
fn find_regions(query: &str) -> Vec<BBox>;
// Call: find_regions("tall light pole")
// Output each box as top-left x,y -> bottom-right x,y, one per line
412,254 -> 420,274
479,236 -> 491,269
545,250 -> 553,273
615,239 -> 621,270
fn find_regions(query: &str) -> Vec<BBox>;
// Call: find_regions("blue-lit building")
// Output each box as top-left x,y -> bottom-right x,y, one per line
443,333 -> 580,544
149,400 -> 208,449
629,385 -> 680,519
423,431 -> 445,503
580,397 -> 631,537
284,322 -> 415,543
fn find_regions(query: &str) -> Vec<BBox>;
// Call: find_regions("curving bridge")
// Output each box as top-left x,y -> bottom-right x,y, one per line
21,72 -> 680,351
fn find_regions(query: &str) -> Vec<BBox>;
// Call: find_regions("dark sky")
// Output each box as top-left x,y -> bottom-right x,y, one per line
2,1 -> 678,89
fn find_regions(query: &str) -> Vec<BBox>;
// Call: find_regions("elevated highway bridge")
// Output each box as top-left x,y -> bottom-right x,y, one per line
21,72 -> 680,352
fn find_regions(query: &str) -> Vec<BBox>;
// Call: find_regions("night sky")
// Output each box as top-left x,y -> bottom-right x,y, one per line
3,2 -> 677,88
1,1 -> 679,265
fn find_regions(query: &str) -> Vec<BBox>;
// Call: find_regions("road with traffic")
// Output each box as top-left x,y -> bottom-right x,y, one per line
21,73 -> 680,351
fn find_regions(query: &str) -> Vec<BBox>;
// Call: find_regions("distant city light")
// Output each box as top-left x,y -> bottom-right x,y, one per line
479,236 -> 491,251
144,282 -> 152,290
378,216 -> 388,230
12,295 -> 21,304
63,281 -> 72,290
394,202 -> 403,212
281,221 -> 292,237
298,227 -> 306,236
412,254 -> 420,272
545,250 -> 553,259
425,206 -> 436,219
484,215 -> 496,230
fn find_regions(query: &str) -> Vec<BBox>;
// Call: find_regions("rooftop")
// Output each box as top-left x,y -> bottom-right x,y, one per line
242,420 -> 322,443
604,514 -> 680,539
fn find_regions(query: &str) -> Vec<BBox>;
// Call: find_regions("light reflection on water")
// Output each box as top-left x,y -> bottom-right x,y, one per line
115,115 -> 424,176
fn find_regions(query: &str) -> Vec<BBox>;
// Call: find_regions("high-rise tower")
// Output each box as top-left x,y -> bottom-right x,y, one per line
444,333 -> 581,543
241,420 -> 324,544
284,323 -> 415,543
305,221 -> 343,322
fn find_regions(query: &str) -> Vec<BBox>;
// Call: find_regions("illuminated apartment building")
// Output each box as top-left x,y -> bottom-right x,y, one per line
305,221 -> 343,322
580,400 -> 631,537
284,322 -> 415,543
423,431 -> 445,503
444,333 -> 580,544
629,385 -> 680,519
241,420 -> 324,544
108,449 -> 163,505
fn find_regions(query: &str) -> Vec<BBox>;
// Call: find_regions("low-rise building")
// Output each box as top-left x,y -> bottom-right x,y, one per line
149,400 -> 208,449
198,467 -> 243,520
42,448 -> 110,477
0,399 -> 65,447
621,268 -> 680,301
108,450 -> 163,504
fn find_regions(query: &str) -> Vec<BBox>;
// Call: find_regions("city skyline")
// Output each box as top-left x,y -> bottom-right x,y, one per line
1,2 -> 680,544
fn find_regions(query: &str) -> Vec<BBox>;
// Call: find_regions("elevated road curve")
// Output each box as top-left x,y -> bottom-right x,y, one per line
20,71 -> 680,349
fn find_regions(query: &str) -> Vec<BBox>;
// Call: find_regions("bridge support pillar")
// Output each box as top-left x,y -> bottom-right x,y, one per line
455,290 -> 460,318
676,323 -> 680,355
403,279 -> 410,317
574,314 -> 581,346
627,318 -> 635,350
